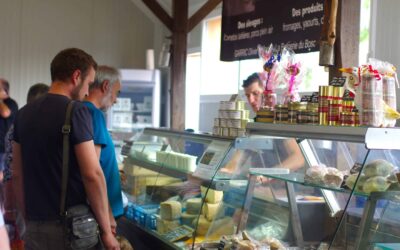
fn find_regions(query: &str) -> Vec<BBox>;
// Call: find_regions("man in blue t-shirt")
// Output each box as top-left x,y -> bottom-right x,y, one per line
84,65 -> 123,235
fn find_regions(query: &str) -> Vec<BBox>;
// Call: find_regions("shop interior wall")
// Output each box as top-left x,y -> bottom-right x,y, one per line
0,0 -> 168,107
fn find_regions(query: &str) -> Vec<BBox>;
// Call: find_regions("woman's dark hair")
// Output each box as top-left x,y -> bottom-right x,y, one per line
50,48 -> 97,82
27,83 -> 49,103
242,72 -> 262,88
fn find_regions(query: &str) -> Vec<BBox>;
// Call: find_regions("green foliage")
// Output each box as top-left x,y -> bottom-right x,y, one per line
360,28 -> 369,43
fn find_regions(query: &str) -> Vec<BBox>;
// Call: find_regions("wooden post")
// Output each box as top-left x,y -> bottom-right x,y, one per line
170,0 -> 188,131
329,0 -> 361,80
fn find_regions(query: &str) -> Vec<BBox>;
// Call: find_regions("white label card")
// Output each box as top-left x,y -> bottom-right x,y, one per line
193,140 -> 231,180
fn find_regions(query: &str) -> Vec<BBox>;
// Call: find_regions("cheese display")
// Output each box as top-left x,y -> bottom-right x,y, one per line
207,217 -> 235,238
193,215 -> 211,236
200,186 -> 224,204
156,151 -> 197,172
160,201 -> 182,220
218,231 -> 286,250
181,212 -> 198,226
363,159 -> 394,177
305,165 -> 344,188
186,198 -> 202,214
155,215 -> 181,234
202,202 -> 222,221
212,96 -> 250,138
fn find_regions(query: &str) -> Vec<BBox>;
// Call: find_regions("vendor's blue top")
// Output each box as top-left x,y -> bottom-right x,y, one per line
84,101 -> 123,217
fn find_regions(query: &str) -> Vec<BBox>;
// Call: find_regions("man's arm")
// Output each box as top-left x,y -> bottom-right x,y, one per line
94,144 -> 117,235
74,141 -> 119,249
10,142 -> 25,217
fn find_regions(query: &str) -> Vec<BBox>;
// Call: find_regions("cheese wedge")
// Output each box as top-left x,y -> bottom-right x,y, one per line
160,200 -> 182,220
186,198 -> 202,215
200,186 -> 223,204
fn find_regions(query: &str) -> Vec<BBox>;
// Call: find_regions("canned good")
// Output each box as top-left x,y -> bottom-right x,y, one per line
212,126 -> 221,136
297,110 -> 309,124
226,110 -> 242,119
332,86 -> 344,99
319,112 -> 328,126
256,108 -> 274,123
219,110 -> 228,119
220,119 -> 227,127
274,104 -> 288,123
340,112 -> 356,126
308,111 -> 319,125
235,101 -> 246,110
241,110 -> 250,120
224,101 -> 236,110
318,85 -> 334,113
307,102 -> 319,112
229,128 -> 238,137
342,100 -> 355,113
227,119 -> 248,129
214,118 -> 220,127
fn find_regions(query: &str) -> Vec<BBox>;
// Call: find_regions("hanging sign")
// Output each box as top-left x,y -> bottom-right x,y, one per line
221,0 -> 325,61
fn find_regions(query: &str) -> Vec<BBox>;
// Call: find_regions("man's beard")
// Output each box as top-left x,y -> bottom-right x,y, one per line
71,81 -> 84,101
100,90 -> 112,112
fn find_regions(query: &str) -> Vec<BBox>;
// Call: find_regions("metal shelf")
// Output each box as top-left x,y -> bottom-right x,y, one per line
246,122 -> 368,143
247,122 -> 400,149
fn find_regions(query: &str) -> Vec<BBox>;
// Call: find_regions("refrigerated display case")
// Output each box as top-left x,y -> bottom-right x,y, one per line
118,124 -> 400,250
200,123 -> 400,250
117,128 -> 236,249
107,69 -> 161,133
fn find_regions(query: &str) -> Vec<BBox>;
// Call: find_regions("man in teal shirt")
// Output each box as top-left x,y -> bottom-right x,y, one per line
84,65 -> 123,235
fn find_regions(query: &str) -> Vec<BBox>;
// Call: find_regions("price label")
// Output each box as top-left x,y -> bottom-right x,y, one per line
162,225 -> 194,242
329,76 -> 347,87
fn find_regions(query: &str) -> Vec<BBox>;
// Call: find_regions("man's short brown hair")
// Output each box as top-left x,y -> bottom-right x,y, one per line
50,48 -> 97,82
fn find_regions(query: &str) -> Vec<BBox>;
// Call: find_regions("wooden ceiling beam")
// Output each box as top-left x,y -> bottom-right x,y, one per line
188,0 -> 222,32
142,0 -> 173,31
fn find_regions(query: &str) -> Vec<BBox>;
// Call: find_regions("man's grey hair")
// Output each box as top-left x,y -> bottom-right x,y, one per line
90,65 -> 121,90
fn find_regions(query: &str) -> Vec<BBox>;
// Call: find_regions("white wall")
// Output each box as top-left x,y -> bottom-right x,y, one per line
0,0 -> 166,106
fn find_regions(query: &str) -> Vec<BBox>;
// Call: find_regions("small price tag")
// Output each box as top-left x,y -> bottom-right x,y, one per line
162,225 -> 194,242
300,95 -> 312,102
329,76 -> 347,87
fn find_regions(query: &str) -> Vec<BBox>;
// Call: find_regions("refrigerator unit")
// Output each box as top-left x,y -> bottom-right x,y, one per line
107,69 -> 161,134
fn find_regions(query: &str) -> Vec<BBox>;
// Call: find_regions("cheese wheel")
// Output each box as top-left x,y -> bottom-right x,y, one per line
200,186 -> 223,204
160,201 -> 182,220
202,202 -> 222,221
186,198 -> 202,215
181,212 -> 197,226
192,215 -> 210,236
156,215 -> 180,234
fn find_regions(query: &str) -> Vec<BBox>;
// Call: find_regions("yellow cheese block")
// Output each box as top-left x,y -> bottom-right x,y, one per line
208,216 -> 235,238
181,212 -> 198,226
200,186 -> 223,204
186,198 -> 202,215
201,202 -> 222,221
192,215 -> 210,236
155,215 -> 180,234
160,201 -> 182,220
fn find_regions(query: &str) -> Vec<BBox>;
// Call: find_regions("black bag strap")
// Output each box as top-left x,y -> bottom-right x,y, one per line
60,101 -> 74,216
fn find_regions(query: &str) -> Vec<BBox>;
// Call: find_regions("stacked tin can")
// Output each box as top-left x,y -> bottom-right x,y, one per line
307,102 -> 319,125
213,100 -> 249,137
318,86 -> 333,125
327,86 -> 344,126
340,99 -> 356,126
274,104 -> 289,123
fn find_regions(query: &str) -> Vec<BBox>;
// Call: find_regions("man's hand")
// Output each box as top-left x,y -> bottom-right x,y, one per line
110,216 -> 117,236
101,232 -> 120,250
